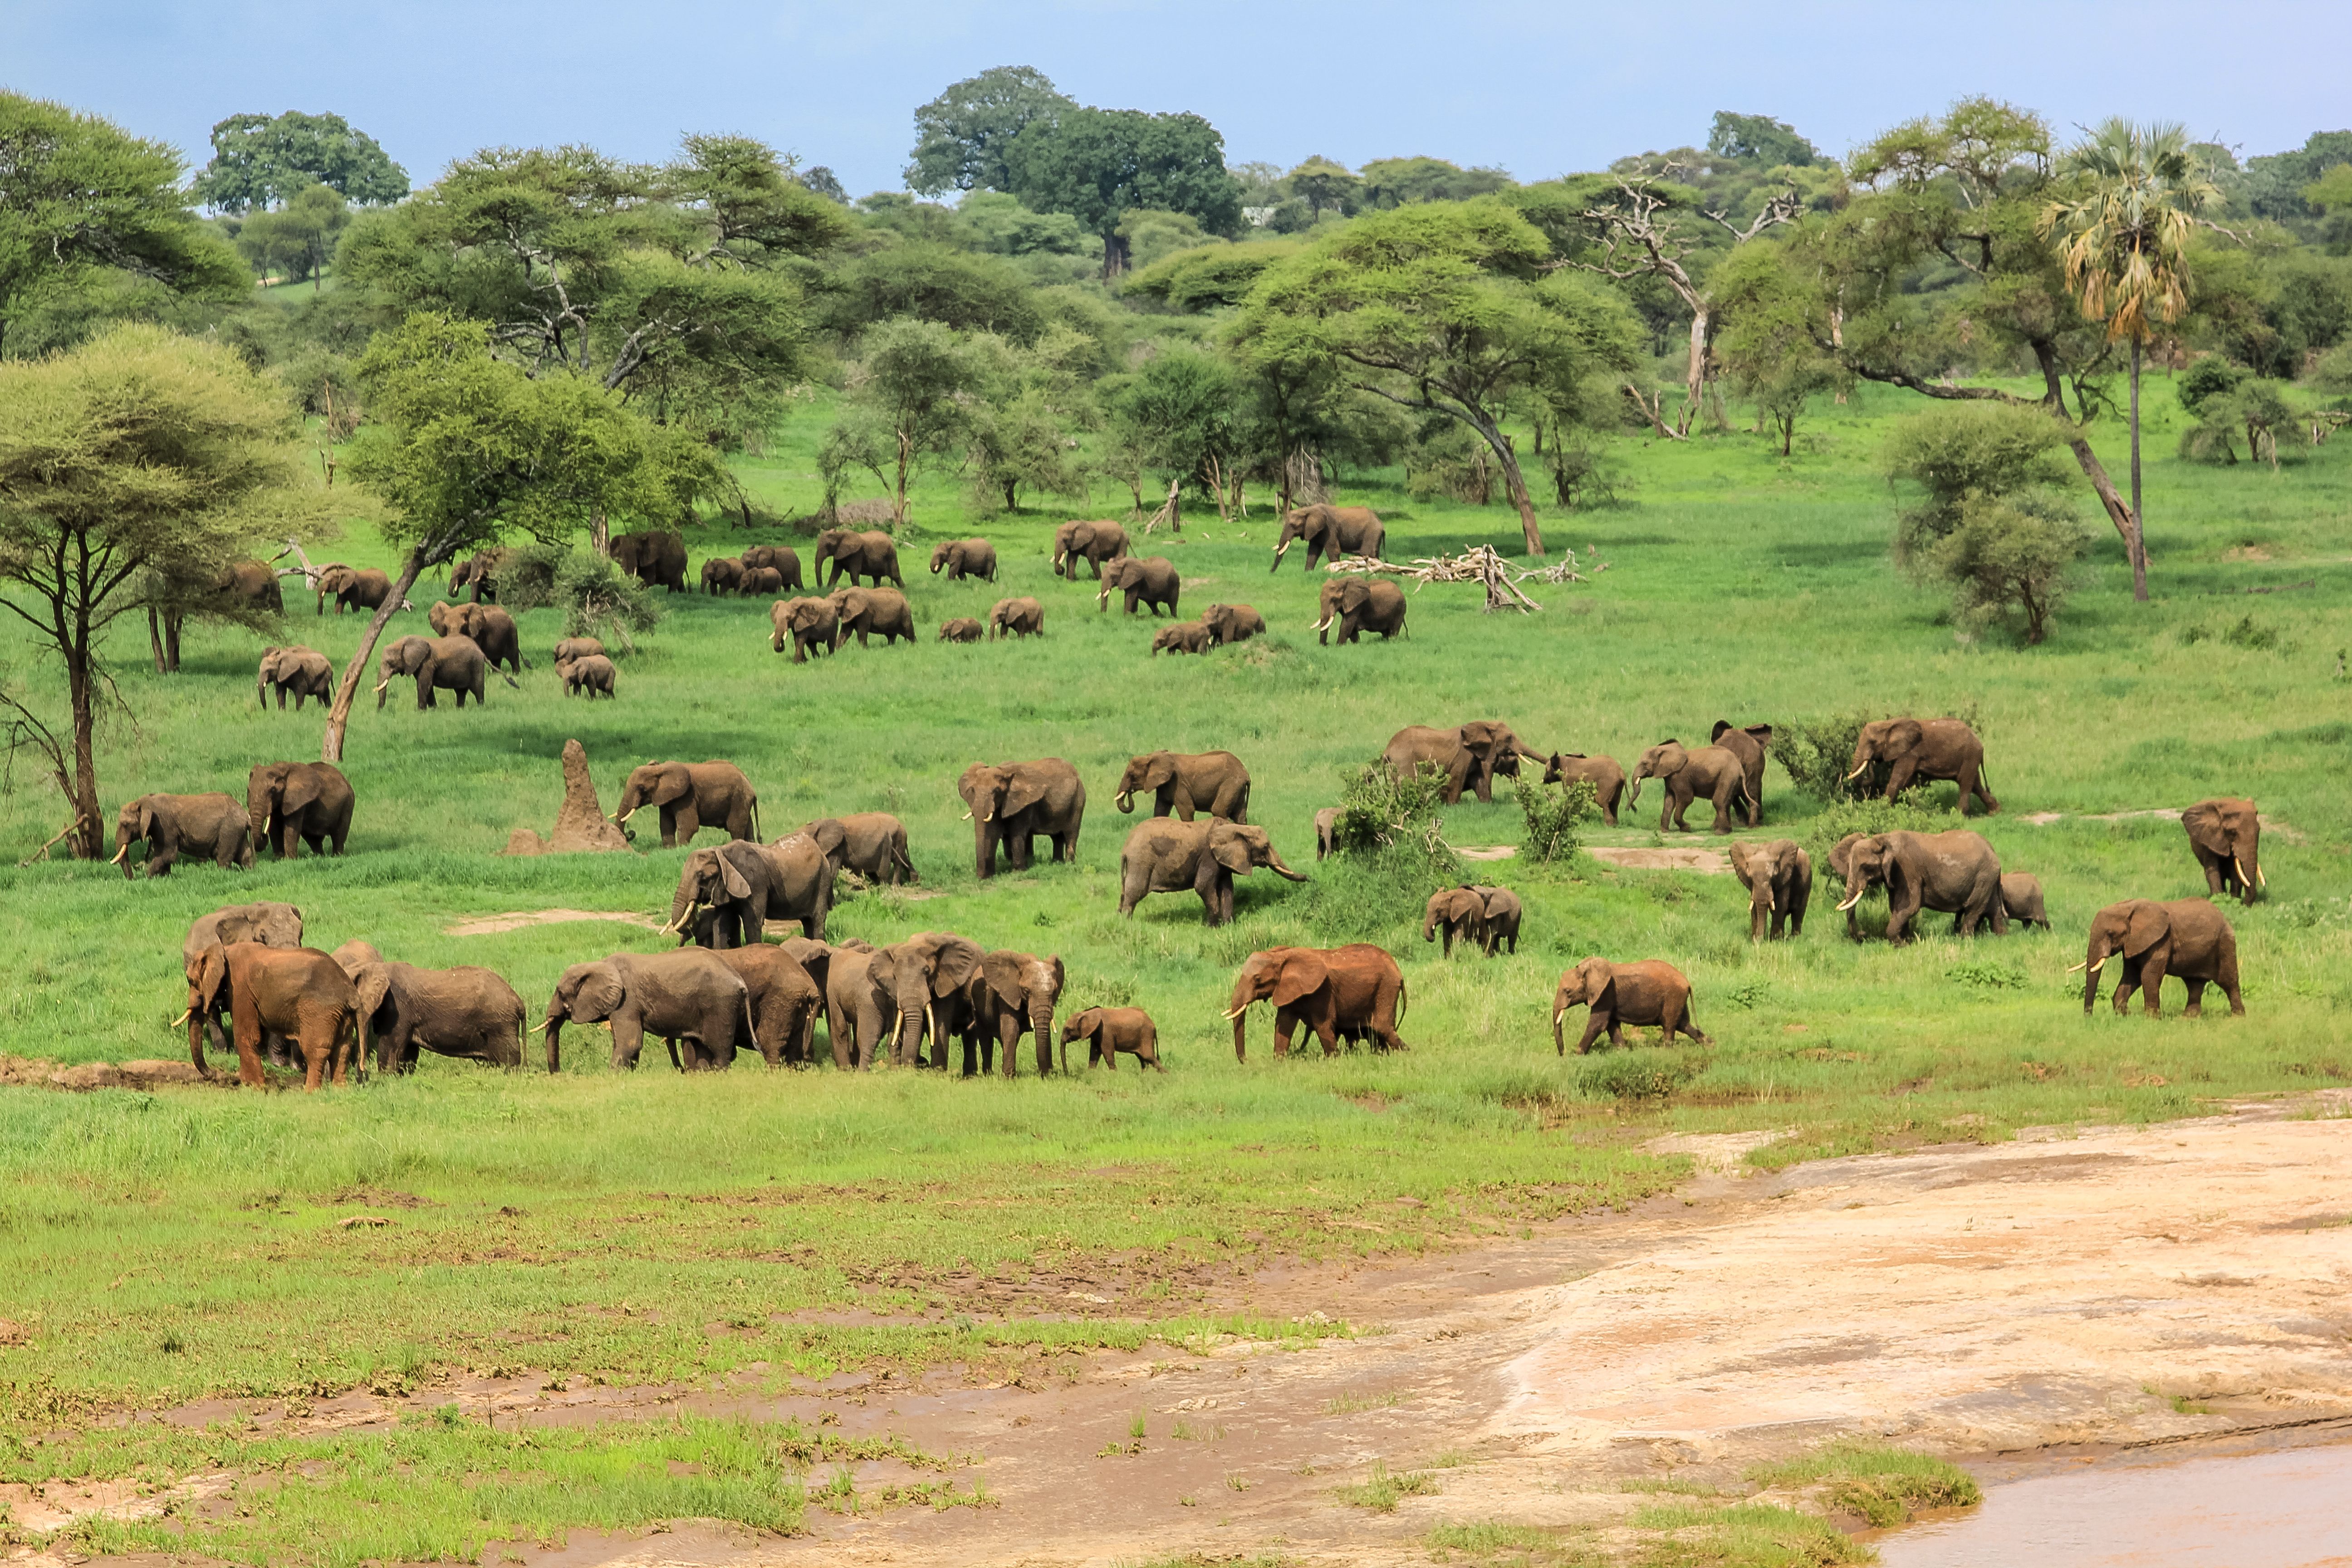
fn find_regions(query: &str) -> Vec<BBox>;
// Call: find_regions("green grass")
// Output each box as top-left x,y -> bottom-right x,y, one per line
1335,1459 -> 1440,1511
1748,1440 -> 1981,1527
0,376 -> 2346,1552
1630,1501 -> 1871,1566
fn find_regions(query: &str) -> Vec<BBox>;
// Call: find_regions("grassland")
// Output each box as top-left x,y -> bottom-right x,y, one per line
0,375 -> 2347,1557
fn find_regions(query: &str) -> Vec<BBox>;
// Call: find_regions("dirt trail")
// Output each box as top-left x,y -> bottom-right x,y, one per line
27,1103 -> 2352,1568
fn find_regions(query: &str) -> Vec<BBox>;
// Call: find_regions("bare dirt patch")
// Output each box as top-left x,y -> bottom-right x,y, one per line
1588,844 -> 1731,872
445,908 -> 667,936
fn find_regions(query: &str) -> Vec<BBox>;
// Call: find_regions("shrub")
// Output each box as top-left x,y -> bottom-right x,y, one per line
1304,762 -> 1463,945
1747,1440 -> 1982,1528
1803,791 -> 1959,867
505,544 -> 662,646
1925,491 -> 2090,645
1776,713 -> 1877,804
1579,1049 -> 1702,1101
1882,402 -> 2074,559
1330,761 -> 1457,875
1514,776 -> 1594,870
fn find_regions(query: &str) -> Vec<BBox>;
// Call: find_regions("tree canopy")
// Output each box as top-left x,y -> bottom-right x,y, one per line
191,109 -> 410,214
905,66 -> 1074,196
1003,108 -> 1243,275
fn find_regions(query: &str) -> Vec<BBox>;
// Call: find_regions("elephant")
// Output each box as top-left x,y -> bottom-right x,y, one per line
542,948 -> 755,1072
812,528 -> 903,588
246,760 -> 353,861
211,560 -> 284,613
1551,958 -> 1708,1054
1832,829 -> 2006,943
868,931 -> 987,1071
967,949 -> 1066,1077
348,960 -> 527,1073
1061,1007 -> 1161,1072
1152,623 -> 1212,655
771,596 -> 838,662
827,586 -> 916,648
771,936 -> 837,1061
1384,721 -> 1542,805
1847,718 -> 1998,815
1200,603 -> 1267,646
988,597 -> 1045,639
329,939 -> 384,975
1709,721 -> 1774,828
802,813 -> 916,885
740,545 -> 804,589
1226,944 -> 1407,1060
930,538 -> 999,582
1313,805 -> 1342,860
429,601 -> 528,676
2182,798 -> 2263,905
1116,750 -> 1251,823
558,653 -> 617,698
1313,578 -> 1407,644
1476,887 -> 1524,953
2074,898 -> 2244,1018
1272,504 -> 1386,572
375,634 -> 506,710
615,760 -> 759,849
664,834 -> 831,947
958,759 -> 1085,878
1052,519 -> 1129,579
316,564 -> 392,617
1097,555 -> 1180,617
447,546 -> 516,601
113,793 -> 253,878
607,531 -> 685,591
939,617 -> 983,643
179,941 -> 358,1089
1423,887 -> 1489,957
1729,838 -> 1812,941
1119,818 -> 1307,926
700,556 -> 744,595
2000,872 -> 2051,930
1542,753 -> 1627,826
1630,740 -> 1752,834
821,941 -> 892,1069
187,904 -> 304,1063
709,945 -> 824,1066
741,565 -> 784,596
256,645 -> 333,710
552,636 -> 606,665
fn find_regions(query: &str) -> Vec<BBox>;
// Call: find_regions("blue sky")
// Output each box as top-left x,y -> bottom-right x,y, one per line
7,0 -> 2347,193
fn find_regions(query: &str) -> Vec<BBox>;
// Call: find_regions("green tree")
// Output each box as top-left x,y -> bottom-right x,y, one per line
0,93 -> 246,358
1003,108 -> 1243,277
1238,199 -> 1641,554
1108,347 -> 1240,513
1285,156 -> 1362,219
233,182 -> 350,290
0,325 -> 325,859
833,318 -> 999,525
1926,494 -> 2090,646
905,66 -> 1075,196
191,110 -> 410,214
1358,158 -> 1515,209
1882,401 -> 2086,644
2039,119 -> 2221,602
1711,242 -> 1844,454
821,244 -> 1047,343
1706,112 -> 1822,169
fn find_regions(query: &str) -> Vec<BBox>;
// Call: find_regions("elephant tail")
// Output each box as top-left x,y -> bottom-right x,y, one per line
500,670 -> 520,690
1395,976 -> 1409,1024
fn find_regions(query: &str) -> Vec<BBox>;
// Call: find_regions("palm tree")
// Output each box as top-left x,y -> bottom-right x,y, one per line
2039,120 -> 2220,603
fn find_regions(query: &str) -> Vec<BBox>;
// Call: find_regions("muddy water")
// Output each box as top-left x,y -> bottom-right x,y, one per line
1878,1440 -> 2352,1567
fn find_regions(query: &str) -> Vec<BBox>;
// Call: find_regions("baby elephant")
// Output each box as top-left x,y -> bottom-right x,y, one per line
1061,1006 -> 1161,1071
1999,872 -> 2049,930
1422,885 -> 1521,956
551,636 -> 606,665
938,617 -> 983,643
1314,806 -> 1342,860
1552,957 -> 1708,1055
1152,622 -> 1212,656
558,654 -> 617,698
988,597 -> 1044,639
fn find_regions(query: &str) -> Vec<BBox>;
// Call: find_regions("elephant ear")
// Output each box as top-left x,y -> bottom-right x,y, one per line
1745,724 -> 1774,751
1728,840 -> 1756,889
1653,740 -> 1687,773
279,766 -> 322,815
926,935 -> 986,997
1208,823 -> 1256,874
652,765 -> 693,807
1480,888 -> 1515,917
568,963 -> 627,1024
1710,719 -> 1735,744
1140,754 -> 1177,790
865,947 -> 902,997
718,852 -> 752,902
2181,803 -> 2227,855
354,964 -> 394,1029
2122,902 -> 2170,958
137,799 -> 161,845
1068,1007 -> 1101,1038
806,819 -> 846,858
196,945 -> 232,1011
1002,769 -> 1052,818
1578,957 -> 1616,1007
1883,719 -> 1925,757
981,951 -> 1029,1010
1340,581 -> 1373,610
1828,833 -> 1862,879
1269,950 -> 1329,1008
1045,954 -> 1065,1002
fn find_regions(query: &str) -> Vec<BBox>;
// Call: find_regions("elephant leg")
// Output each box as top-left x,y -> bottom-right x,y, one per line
1884,758 -> 1919,799
2139,956 -> 2169,1017
1195,862 -> 1222,925
1572,1013 -> 1606,1054
999,1015 -> 1024,1079
1271,1006 -> 1299,1058
1713,784 -> 1736,833
1886,896 -> 1919,944
2182,977 -> 2207,1017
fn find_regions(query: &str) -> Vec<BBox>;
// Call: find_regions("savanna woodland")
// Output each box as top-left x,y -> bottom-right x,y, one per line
1,71 -> 2349,1567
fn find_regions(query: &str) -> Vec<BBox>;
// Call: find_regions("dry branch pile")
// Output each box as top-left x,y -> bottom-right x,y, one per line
1326,544 -> 1609,613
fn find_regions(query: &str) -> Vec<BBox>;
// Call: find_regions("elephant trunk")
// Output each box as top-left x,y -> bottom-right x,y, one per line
1552,1001 -> 1569,1054
1029,1001 -> 1055,1072
1751,886 -> 1772,942
542,1011 -> 566,1073
112,838 -> 133,877
1115,789 -> 1134,813
1628,774 -> 1645,805
2074,940 -> 2111,1013
1836,878 -> 1871,913
1265,847 -> 1308,882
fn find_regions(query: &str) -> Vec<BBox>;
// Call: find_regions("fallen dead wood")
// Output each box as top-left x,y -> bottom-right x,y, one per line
1325,543 -> 1609,612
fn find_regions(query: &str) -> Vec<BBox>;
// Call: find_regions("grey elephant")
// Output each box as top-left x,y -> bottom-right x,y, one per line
247,760 -> 353,860
615,760 -> 759,848
1118,818 -> 1308,926
710,945 -> 824,1067
558,652 -> 617,698
828,586 -> 916,648
958,758 -> 1085,878
1313,805 -> 1342,860
1999,872 -> 2050,930
741,544 -> 804,589
869,931 -> 987,1070
812,528 -> 903,588
1098,555 -> 1180,617
552,636 -> 606,665
1384,721 -> 1543,805
349,960 -> 528,1073
113,793 -> 253,878
930,539 -> 999,581
803,813 -> 916,885
700,556 -> 744,595
771,936 -> 838,1061
315,564 -> 393,617
1846,717 -> 1998,814
2182,798 -> 2263,905
1052,519 -> 1129,579
447,545 -> 518,600
1729,838 -> 1812,941
1542,752 -> 1627,825
543,948 -> 754,1072
968,949 -> 1065,1077
820,941 -> 890,1069
606,531 -> 685,591
429,600 -> 528,676
771,596 -> 838,662
1061,1006 -> 1161,1071
1630,740 -> 1751,834
1152,622 -> 1212,655
1833,829 -> 2005,943
665,833 -> 831,947
1272,504 -> 1385,572
989,597 -> 1044,639
2074,898 -> 2244,1018
1200,603 -> 1267,645
1313,578 -> 1407,644
1709,721 -> 1774,827
375,634 -> 509,710
1552,958 -> 1708,1054
257,646 -> 334,710
1115,749 -> 1251,823
939,617 -> 983,643
1421,886 -> 1520,956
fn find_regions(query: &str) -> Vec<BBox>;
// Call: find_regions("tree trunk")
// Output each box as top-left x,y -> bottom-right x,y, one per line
893,429 -> 912,527
322,549 -> 428,764
591,506 -> 609,555
2059,435 -> 2145,600
2127,339 -> 2147,602
148,606 -> 168,675
1680,306 -> 1710,437
65,634 -> 102,861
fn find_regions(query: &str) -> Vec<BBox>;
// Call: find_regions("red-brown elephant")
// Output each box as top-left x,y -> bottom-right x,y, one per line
1225,945 -> 1407,1060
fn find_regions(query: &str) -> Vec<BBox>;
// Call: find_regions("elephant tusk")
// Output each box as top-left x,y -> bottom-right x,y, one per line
372,679 -> 388,695
2257,866 -> 2268,888
170,1008 -> 193,1028
1222,1004 -> 1249,1020
1844,762 -> 1869,782
2066,959 -> 2093,973
1836,888 -> 1867,912
2233,856 -> 2248,886
1553,1006 -> 1567,1027
616,807 -> 635,823
110,844 -> 129,865
960,809 -> 972,821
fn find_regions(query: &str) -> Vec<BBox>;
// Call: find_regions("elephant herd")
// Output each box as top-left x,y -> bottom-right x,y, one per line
113,761 -> 353,879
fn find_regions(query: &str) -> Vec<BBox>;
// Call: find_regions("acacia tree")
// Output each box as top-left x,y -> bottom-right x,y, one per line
190,110 -> 410,213
1238,199 -> 1639,554
0,325 -> 324,859
830,319 -> 1000,525
1002,107 -> 1242,277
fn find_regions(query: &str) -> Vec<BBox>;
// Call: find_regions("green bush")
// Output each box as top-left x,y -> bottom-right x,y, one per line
499,544 -> 662,647
1776,712 -> 1876,804
1579,1049 -> 1702,1100
1330,761 -> 1458,876
1514,775 -> 1595,869
1802,790 -> 1960,867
